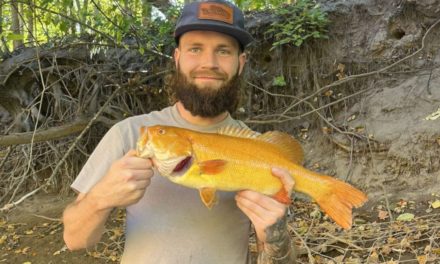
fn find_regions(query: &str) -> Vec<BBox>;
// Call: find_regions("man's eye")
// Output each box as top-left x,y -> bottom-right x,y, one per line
189,48 -> 201,53
218,49 -> 231,55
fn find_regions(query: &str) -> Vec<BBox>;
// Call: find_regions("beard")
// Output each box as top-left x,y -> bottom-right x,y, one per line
168,67 -> 242,118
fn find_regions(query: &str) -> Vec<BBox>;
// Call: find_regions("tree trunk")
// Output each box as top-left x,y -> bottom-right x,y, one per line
11,0 -> 23,49
0,0 -> 4,54
82,0 -> 89,30
72,0 -> 90,34
0,0 -> 3,35
68,4 -> 75,35
141,0 -> 151,27
74,0 -> 81,33
26,0 -> 34,45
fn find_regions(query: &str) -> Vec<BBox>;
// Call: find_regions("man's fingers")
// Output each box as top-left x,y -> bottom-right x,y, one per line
237,190 -> 283,210
125,169 -> 154,181
128,156 -> 154,168
134,179 -> 152,190
235,191 -> 287,240
122,149 -> 154,169
237,191 -> 286,216
236,197 -> 265,224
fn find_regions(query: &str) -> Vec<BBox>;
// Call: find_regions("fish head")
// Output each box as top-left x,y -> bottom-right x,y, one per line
137,125 -> 193,177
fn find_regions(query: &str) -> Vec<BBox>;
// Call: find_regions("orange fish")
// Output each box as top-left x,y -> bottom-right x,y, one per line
137,125 -> 367,229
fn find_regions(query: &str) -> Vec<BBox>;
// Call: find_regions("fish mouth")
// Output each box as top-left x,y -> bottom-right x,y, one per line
170,156 -> 192,177
137,141 -> 153,159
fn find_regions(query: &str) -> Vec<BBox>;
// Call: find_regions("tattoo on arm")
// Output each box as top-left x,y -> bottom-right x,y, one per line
256,213 -> 296,264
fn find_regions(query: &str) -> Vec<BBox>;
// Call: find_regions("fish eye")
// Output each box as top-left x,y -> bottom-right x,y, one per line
158,128 -> 166,135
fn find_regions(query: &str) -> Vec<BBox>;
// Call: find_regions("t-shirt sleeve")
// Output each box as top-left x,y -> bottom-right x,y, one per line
71,124 -> 126,193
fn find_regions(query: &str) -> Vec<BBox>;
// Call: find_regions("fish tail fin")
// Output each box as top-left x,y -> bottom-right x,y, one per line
295,169 -> 368,229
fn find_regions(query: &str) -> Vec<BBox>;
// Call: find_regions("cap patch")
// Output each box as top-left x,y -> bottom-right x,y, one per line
198,2 -> 233,25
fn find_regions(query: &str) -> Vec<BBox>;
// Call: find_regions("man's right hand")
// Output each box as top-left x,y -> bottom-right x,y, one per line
88,149 -> 154,210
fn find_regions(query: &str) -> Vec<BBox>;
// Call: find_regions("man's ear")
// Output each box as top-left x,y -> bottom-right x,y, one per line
174,48 -> 180,68
238,52 -> 247,76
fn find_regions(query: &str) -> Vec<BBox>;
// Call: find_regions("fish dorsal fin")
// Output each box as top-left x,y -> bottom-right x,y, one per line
257,131 -> 304,164
217,126 -> 259,139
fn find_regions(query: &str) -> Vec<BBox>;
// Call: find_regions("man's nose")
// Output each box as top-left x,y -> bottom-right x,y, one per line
200,51 -> 219,69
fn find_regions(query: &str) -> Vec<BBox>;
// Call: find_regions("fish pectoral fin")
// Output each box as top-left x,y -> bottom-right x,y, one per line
199,160 -> 227,174
199,188 -> 218,209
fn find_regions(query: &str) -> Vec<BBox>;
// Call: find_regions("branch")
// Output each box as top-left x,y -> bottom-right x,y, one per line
0,85 -> 123,211
90,0 -> 124,32
0,117 -> 116,146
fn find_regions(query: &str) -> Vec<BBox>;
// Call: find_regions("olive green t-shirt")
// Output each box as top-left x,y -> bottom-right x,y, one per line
71,104 -> 251,264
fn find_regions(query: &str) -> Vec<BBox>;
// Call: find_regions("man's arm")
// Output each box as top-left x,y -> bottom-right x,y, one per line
63,192 -> 112,250
255,213 -> 296,263
63,150 -> 154,250
236,167 -> 296,263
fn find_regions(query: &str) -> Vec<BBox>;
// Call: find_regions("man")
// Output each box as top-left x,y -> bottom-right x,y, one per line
63,0 -> 296,263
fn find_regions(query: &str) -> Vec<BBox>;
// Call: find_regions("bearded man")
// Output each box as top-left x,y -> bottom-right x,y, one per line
63,1 -> 296,263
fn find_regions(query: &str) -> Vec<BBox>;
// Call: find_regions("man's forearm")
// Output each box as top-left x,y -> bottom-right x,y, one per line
63,193 -> 112,250
257,236 -> 296,263
256,214 -> 296,264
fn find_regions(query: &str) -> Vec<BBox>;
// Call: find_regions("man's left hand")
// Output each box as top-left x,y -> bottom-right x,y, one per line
235,167 -> 294,243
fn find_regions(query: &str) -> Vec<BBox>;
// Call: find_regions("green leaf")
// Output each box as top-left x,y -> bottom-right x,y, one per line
272,75 -> 286,87
265,0 -> 329,49
59,21 -> 69,33
7,33 -> 24,41
396,213 -> 415,222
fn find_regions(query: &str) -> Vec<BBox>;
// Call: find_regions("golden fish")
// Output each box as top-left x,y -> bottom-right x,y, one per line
137,125 -> 367,229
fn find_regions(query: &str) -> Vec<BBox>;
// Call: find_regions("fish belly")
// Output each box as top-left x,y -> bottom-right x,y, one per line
168,132 -> 293,194
172,158 -> 284,195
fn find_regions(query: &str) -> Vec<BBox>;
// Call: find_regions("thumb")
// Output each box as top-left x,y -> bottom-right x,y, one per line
271,167 -> 295,196
125,149 -> 138,158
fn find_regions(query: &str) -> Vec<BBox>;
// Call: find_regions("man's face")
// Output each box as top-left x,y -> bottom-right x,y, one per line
172,30 -> 247,117
174,30 -> 246,91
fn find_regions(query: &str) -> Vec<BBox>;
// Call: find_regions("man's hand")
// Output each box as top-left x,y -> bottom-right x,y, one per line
88,149 -> 154,210
235,167 -> 293,242
63,150 -> 153,250
235,167 -> 295,262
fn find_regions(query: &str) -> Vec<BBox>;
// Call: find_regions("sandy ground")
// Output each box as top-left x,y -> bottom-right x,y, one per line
0,194 -> 112,264
1,190 -> 439,263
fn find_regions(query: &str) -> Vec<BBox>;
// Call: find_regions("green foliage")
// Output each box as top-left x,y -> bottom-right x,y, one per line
236,0 -> 287,10
137,5 -> 182,57
0,0 -> 181,57
265,0 -> 329,50
0,0 -> 325,55
6,33 -> 25,41
272,75 -> 287,86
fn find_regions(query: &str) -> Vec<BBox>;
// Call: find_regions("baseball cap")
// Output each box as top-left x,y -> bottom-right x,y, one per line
174,0 -> 254,49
